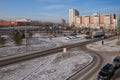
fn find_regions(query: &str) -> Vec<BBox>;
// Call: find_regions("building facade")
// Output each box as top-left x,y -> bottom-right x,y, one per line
0,19 -> 31,27
69,9 -> 117,29
0,20 -> 10,27
117,15 -> 120,29
69,9 -> 79,27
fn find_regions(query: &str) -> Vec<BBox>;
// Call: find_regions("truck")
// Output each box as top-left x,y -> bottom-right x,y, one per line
92,31 -> 105,38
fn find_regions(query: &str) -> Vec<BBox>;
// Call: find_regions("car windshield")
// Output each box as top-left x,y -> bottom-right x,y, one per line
99,70 -> 109,77
102,64 -> 112,70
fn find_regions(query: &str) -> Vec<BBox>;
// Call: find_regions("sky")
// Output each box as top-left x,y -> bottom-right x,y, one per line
0,0 -> 120,22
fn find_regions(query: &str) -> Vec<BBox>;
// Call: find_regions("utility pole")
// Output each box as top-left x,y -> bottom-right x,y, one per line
25,24 -> 29,52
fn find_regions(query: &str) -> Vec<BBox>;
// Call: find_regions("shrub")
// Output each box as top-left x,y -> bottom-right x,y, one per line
11,32 -> 23,46
0,36 -> 6,46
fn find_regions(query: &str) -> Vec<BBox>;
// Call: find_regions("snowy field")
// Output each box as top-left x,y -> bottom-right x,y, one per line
0,49 -> 92,80
0,35 -> 56,58
87,39 -> 120,52
0,34 -> 92,80
0,34 -> 87,58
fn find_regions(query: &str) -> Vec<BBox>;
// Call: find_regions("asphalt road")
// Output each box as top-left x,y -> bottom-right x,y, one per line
66,37 -> 120,80
66,45 -> 103,80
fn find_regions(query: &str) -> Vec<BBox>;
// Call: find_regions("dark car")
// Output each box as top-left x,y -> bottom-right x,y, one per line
113,56 -> 120,69
97,63 -> 114,80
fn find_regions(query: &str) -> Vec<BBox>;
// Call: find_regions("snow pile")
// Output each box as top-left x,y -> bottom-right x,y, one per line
87,39 -> 120,52
0,50 -> 92,80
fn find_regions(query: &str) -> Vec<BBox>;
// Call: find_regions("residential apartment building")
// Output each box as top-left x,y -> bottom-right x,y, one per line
69,9 -> 79,27
117,14 -> 120,29
69,9 -> 117,29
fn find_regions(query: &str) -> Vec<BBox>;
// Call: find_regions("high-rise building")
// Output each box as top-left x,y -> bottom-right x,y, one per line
69,9 -> 79,27
69,9 -> 117,29
118,14 -> 120,28
119,14 -> 120,21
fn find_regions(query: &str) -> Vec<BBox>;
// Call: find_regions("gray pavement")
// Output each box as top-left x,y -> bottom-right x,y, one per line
89,51 -> 120,80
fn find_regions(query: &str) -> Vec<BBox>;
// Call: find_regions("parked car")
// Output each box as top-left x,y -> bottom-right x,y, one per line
84,35 -> 92,39
97,63 -> 114,80
113,56 -> 120,69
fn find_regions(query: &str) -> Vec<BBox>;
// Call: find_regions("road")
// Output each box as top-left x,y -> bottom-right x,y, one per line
66,45 -> 103,80
77,46 -> 103,80
66,36 -> 120,80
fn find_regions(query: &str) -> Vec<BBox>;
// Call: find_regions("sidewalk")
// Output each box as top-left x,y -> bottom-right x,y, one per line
87,38 -> 120,52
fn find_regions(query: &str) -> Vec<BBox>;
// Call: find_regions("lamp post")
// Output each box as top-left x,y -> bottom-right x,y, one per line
25,22 -> 29,52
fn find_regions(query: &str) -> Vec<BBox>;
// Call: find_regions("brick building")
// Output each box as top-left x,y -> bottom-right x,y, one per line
0,19 -> 31,27
0,20 -> 11,27
69,9 -> 117,29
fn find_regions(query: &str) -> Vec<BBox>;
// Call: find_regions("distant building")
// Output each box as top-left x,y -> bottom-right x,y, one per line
0,20 -> 11,27
69,9 -> 117,29
0,19 -> 31,27
118,15 -> 120,29
69,9 -> 79,27
15,19 -> 31,26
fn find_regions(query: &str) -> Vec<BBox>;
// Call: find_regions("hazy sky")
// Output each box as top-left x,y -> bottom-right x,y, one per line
0,0 -> 120,22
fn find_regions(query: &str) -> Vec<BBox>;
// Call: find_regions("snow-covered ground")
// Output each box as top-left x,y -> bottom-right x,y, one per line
87,39 -> 120,52
0,34 -> 87,58
0,50 -> 92,80
0,34 -> 92,80
52,34 -> 88,46
0,35 -> 56,58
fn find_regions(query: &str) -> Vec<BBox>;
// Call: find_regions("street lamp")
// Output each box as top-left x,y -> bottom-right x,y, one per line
24,22 -> 29,52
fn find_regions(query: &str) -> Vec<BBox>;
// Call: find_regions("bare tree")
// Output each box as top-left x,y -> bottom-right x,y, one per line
30,20 -> 43,26
61,19 -> 66,27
